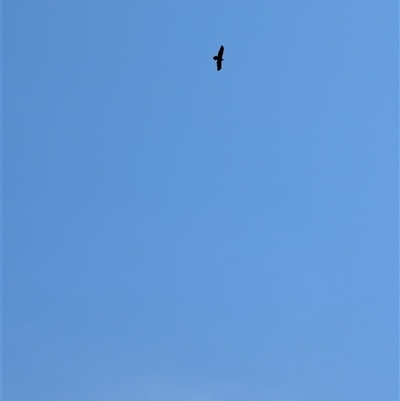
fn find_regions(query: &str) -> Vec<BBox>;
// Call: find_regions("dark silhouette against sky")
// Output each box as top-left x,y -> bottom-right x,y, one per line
5,3 -> 397,401
213,45 -> 224,71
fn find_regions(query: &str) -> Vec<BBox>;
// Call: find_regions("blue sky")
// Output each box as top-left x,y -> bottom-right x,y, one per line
3,2 -> 398,400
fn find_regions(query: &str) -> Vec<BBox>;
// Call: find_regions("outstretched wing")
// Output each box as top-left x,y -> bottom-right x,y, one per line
216,59 -> 222,71
218,45 -> 224,58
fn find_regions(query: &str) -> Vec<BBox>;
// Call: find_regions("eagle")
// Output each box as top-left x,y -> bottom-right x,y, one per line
213,45 -> 224,71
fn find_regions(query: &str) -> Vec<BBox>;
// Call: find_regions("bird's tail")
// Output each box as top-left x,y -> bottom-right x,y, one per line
213,56 -> 218,60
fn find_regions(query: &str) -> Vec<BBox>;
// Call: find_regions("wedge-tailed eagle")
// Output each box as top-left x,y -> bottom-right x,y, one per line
213,45 -> 224,71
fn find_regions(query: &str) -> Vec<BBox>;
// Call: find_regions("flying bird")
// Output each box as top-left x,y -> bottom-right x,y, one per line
213,45 -> 224,71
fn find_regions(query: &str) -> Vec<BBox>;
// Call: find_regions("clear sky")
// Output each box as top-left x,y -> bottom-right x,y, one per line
3,2 -> 398,400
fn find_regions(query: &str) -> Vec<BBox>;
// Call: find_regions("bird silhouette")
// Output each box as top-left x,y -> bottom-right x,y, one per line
213,45 -> 224,71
